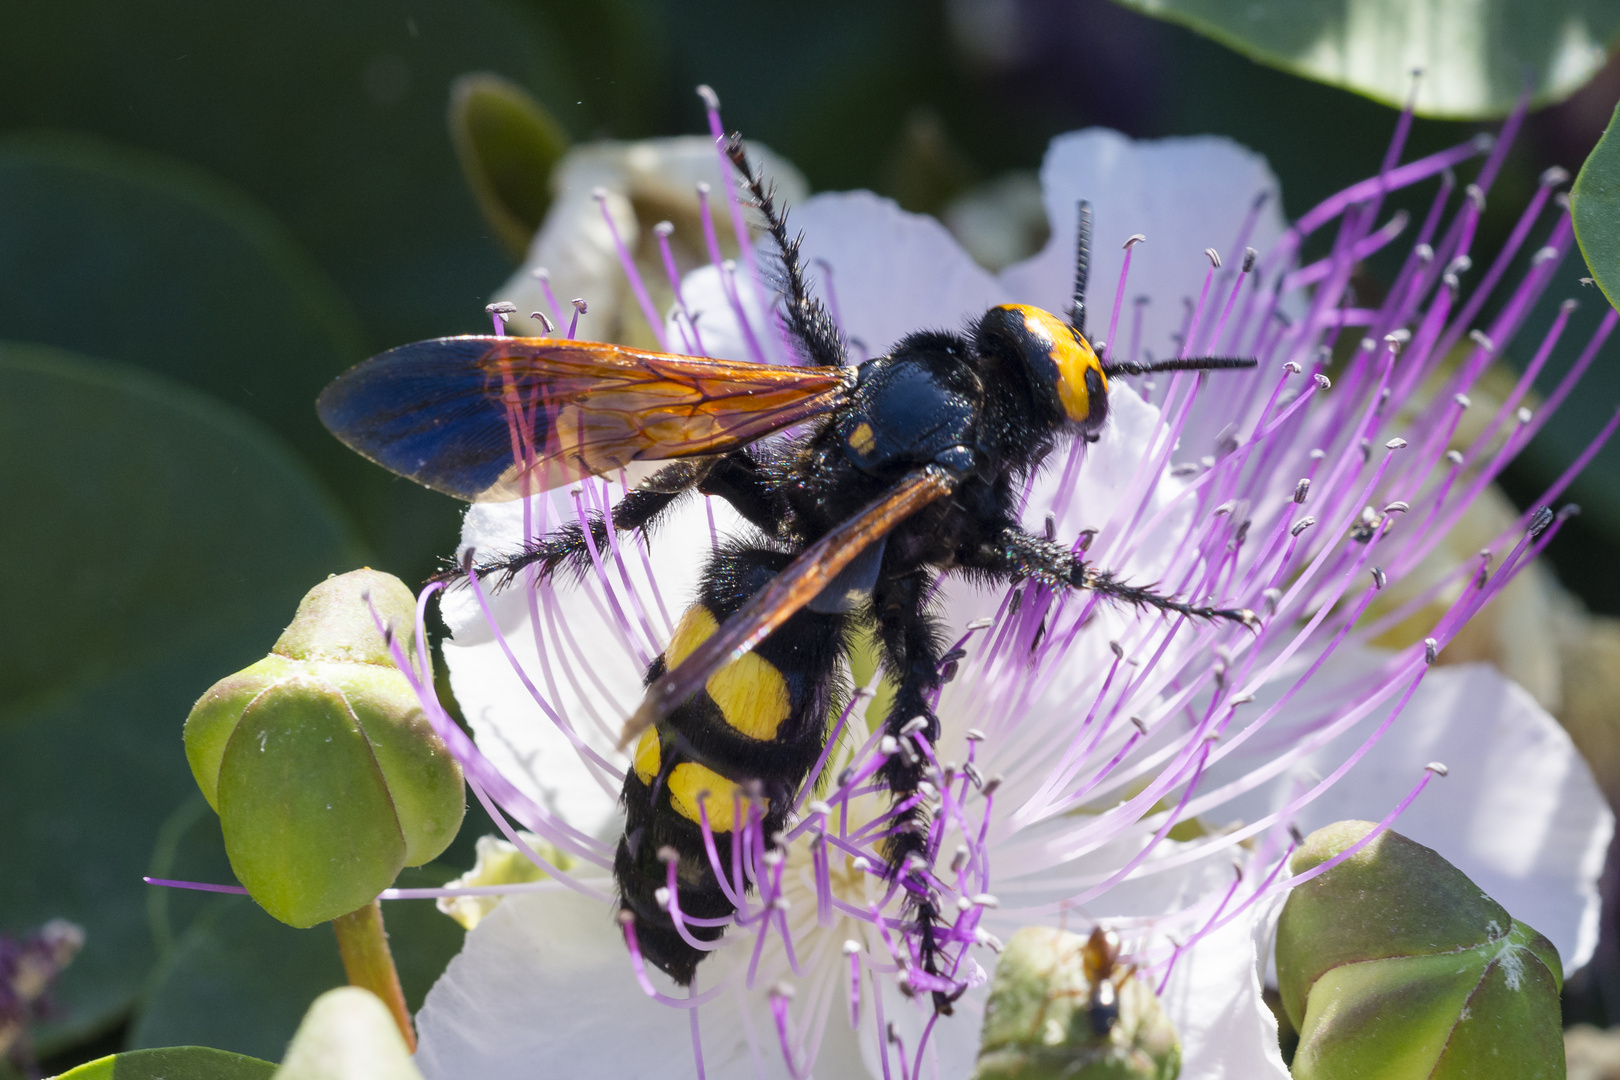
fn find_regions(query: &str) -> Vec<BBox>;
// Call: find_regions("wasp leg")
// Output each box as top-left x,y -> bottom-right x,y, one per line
968,525 -> 1257,627
724,136 -> 848,371
618,541 -> 848,985
870,568 -> 957,1015
447,452 -> 788,589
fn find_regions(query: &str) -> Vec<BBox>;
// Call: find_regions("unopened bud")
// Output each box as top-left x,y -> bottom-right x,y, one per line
973,926 -> 1179,1079
1277,821 -> 1562,1079
184,569 -> 464,927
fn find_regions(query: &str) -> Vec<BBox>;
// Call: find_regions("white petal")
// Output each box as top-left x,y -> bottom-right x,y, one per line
676,262 -> 778,364
856,972 -> 985,1080
416,889 -> 881,1079
675,191 -> 1002,366
440,489 -> 747,837
495,137 -> 807,341
1209,658 -> 1611,971
494,144 -> 639,340
792,192 -> 1005,359
1160,894 -> 1291,1080
1000,129 -> 1286,365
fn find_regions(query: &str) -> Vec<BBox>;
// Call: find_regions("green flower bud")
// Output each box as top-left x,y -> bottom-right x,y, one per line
973,926 -> 1181,1080
1277,821 -> 1564,1080
272,987 -> 424,1080
185,569 -> 464,928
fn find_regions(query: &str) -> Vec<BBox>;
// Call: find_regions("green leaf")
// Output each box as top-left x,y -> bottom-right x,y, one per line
0,344 -> 362,1053
54,1046 -> 275,1080
449,73 -> 570,259
1107,0 -> 1620,118
130,874 -> 463,1061
1573,99 -> 1620,314
0,133 -> 463,579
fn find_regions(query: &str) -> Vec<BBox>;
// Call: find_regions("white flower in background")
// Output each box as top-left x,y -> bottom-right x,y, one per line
489,135 -> 805,347
395,96 -> 1613,1079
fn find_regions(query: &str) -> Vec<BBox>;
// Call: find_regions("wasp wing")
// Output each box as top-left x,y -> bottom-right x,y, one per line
317,336 -> 850,502
620,466 -> 958,748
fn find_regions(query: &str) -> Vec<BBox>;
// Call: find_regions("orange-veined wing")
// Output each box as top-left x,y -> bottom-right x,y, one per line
317,336 -> 852,502
619,466 -> 958,747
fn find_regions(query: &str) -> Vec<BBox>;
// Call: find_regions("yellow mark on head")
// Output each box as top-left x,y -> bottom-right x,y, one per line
633,728 -> 661,785
663,603 -> 792,741
1001,303 -> 1105,423
668,762 -> 752,832
848,422 -> 876,455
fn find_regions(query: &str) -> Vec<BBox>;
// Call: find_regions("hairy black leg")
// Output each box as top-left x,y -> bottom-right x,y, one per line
442,451 -> 792,589
445,462 -> 703,588
722,135 -> 848,370
965,525 -> 1258,627
870,569 -> 957,1014
697,451 -> 788,537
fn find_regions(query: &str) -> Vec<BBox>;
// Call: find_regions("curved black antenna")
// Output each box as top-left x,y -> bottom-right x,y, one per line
1102,356 -> 1257,377
1070,200 -> 1092,336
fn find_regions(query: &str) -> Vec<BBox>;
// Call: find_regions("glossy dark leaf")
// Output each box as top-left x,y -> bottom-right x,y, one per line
0,133 -> 468,578
1574,99 -> 1620,314
1109,0 -> 1619,117
0,344 -> 361,1052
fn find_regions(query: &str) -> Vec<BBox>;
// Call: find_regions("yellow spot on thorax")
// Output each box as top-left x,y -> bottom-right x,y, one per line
665,604 -> 792,740
848,421 -> 877,455
1000,303 -> 1105,423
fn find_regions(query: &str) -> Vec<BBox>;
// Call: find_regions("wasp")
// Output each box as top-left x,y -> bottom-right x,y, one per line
318,133 -> 1256,1012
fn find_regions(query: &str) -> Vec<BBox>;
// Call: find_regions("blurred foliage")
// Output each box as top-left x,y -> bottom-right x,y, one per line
449,74 -> 571,259
0,0 -> 1615,1071
1107,0 -> 1620,118
0,346 -> 359,1052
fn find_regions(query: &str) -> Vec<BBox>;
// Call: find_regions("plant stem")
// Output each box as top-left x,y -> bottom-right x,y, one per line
331,899 -> 416,1051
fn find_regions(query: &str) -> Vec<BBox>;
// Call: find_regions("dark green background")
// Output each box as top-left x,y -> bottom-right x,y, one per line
1,0 -> 1615,1072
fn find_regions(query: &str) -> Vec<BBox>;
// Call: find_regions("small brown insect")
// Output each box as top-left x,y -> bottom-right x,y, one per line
1082,927 -> 1126,1036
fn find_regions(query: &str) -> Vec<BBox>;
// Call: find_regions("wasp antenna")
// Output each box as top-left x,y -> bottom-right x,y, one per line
1070,200 -> 1092,336
1101,355 -> 1257,377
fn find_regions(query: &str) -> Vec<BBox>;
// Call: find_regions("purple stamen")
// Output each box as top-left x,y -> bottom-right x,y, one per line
399,98 -> 1620,1079
531,268 -> 564,326
593,189 -> 670,351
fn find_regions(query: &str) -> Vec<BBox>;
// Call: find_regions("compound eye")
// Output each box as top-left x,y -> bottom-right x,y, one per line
1080,365 -> 1109,432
